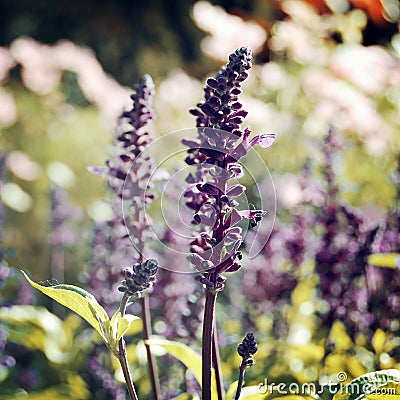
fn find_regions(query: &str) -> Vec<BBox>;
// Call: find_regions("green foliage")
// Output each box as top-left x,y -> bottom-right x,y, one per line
0,305 -> 75,363
2,372 -> 90,400
21,271 -> 140,356
333,370 -> 400,400
146,338 -> 218,398
225,381 -> 266,399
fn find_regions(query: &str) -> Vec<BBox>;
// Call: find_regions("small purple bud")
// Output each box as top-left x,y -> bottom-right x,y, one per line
228,116 -> 245,124
196,183 -> 222,196
226,184 -> 246,197
206,78 -> 219,89
200,103 -> 216,117
189,108 -> 204,117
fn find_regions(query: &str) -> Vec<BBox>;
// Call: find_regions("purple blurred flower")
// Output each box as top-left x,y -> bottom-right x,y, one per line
49,184 -> 82,248
89,351 -> 127,400
87,75 -> 157,307
314,128 -> 375,338
0,327 -> 15,370
241,225 -> 298,335
367,159 -> 400,337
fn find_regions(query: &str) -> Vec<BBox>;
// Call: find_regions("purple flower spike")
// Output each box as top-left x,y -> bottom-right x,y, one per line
183,46 -> 275,287
88,75 -> 157,308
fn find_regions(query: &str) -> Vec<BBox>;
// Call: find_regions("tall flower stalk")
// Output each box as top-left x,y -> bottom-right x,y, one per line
314,128 -> 375,352
183,46 -> 275,399
90,74 -> 160,399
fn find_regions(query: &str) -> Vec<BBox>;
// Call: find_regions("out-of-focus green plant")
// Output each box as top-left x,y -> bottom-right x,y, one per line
0,305 -> 91,399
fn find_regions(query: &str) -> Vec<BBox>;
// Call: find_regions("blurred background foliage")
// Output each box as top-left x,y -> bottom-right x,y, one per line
1,0 -> 400,399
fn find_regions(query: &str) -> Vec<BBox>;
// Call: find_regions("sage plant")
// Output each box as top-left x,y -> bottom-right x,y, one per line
90,74 -> 160,399
183,46 -> 275,399
314,128 -> 375,343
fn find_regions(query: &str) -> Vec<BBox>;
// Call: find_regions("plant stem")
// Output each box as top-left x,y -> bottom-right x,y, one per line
140,295 -> 161,400
202,288 -> 217,400
212,322 -> 224,400
118,339 -> 139,400
118,294 -> 139,400
234,361 -> 246,400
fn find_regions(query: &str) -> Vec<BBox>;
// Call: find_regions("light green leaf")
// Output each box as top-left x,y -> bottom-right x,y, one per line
146,339 -> 219,399
231,382 -> 265,400
116,314 -> 140,342
3,372 -> 89,399
333,369 -> 400,400
105,310 -> 140,354
21,270 -> 110,345
0,305 -> 77,363
224,382 -> 266,400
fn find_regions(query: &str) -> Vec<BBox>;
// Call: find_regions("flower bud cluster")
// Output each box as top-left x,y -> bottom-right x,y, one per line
237,332 -> 258,367
118,259 -> 158,297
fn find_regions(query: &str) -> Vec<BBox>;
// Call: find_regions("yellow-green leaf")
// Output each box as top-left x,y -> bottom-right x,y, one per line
3,372 -> 89,400
105,311 -> 140,354
116,314 -> 140,342
368,253 -> 400,269
146,339 -> 219,399
333,369 -> 400,400
0,305 -> 80,364
21,270 -> 110,345
225,381 -> 267,400
372,329 -> 386,354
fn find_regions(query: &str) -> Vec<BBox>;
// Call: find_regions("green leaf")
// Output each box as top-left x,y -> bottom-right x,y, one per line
21,270 -> 110,345
146,339 -> 219,399
3,372 -> 89,399
333,369 -> 400,400
105,310 -> 140,354
0,305 -> 78,363
225,381 -> 267,399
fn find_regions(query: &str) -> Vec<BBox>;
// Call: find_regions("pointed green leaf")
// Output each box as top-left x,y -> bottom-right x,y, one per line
146,339 -> 219,398
116,314 -> 140,342
333,369 -> 400,400
21,270 -> 110,345
105,310 -> 140,354
225,381 -> 239,400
